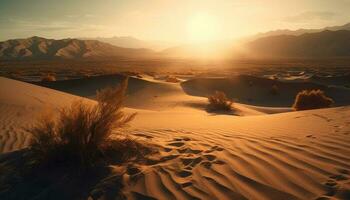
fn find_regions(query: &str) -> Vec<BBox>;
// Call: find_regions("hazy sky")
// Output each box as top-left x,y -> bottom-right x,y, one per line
0,0 -> 349,42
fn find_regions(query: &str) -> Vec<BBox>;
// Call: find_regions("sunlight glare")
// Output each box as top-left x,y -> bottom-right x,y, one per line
187,13 -> 222,43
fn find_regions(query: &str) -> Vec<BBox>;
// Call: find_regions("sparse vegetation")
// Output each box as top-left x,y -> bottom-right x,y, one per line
121,70 -> 141,77
207,91 -> 233,111
41,73 -> 56,82
293,89 -> 334,111
28,79 -> 153,169
165,76 -> 180,83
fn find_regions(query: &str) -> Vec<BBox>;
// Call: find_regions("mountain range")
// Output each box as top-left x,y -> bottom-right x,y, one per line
253,22 -> 350,39
0,36 -> 155,60
246,30 -> 350,58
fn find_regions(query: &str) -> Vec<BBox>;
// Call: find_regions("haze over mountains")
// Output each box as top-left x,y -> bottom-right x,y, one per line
2,22 -> 350,60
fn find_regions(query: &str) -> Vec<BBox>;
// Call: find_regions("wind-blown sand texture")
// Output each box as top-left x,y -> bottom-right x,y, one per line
0,76 -> 349,200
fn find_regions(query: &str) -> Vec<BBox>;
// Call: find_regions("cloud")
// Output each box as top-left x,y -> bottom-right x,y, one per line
284,11 -> 337,23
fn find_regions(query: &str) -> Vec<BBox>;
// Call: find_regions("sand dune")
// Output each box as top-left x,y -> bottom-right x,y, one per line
125,106 -> 350,200
35,74 -> 274,114
1,77 -> 350,199
0,77 -> 92,153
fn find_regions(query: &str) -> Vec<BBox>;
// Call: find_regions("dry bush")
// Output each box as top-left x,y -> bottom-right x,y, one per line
293,89 -> 334,111
121,70 -> 141,77
207,91 -> 233,111
165,76 -> 180,83
41,74 -> 56,82
28,79 -> 152,169
144,71 -> 156,77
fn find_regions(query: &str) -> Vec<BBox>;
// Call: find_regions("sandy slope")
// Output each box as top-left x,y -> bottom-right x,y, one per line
0,77 -> 350,200
126,107 -> 350,200
0,77 -> 93,153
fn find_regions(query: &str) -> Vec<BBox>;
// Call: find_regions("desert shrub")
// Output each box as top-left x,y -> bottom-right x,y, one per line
270,84 -> 280,95
292,89 -> 334,111
41,74 -> 56,82
28,79 -> 151,169
207,91 -> 233,111
135,74 -> 143,78
121,70 -> 141,77
165,76 -> 180,83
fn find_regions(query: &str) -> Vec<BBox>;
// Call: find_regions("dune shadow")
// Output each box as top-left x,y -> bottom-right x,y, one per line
181,101 -> 207,110
205,108 -> 241,116
0,149 -> 126,200
181,101 -> 240,116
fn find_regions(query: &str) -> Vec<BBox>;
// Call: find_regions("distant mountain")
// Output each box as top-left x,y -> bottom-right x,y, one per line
0,36 -> 155,60
246,30 -> 350,58
254,22 -> 350,39
82,36 -> 173,51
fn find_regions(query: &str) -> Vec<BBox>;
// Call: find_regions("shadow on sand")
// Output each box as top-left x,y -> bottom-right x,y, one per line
182,101 -> 240,116
0,149 -> 126,200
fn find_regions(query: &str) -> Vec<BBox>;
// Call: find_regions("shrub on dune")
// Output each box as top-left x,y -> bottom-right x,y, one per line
28,78 -> 152,169
292,89 -> 334,111
165,76 -> 180,83
121,70 -> 141,77
207,91 -> 233,111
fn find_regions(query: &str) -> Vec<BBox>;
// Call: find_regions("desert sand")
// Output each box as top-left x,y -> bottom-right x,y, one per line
0,76 -> 349,200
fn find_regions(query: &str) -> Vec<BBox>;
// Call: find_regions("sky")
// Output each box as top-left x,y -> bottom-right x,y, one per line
0,0 -> 350,43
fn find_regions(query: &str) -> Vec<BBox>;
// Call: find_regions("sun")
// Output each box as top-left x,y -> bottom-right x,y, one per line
187,13 -> 221,43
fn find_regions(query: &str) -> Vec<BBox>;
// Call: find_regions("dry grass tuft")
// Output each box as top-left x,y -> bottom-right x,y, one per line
27,78 -> 151,169
207,91 -> 233,111
293,89 -> 334,111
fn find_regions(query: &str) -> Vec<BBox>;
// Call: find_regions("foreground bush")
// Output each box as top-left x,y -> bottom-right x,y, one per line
293,89 -> 334,111
28,79 -> 152,169
207,91 -> 233,111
